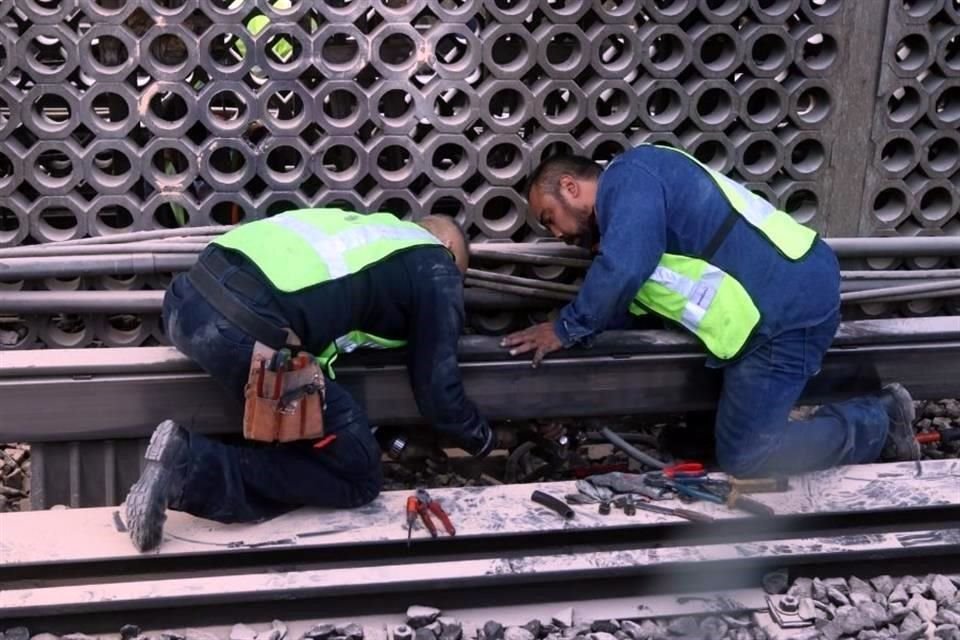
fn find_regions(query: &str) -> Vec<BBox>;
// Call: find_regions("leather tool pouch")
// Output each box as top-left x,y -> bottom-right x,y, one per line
243,342 -> 325,443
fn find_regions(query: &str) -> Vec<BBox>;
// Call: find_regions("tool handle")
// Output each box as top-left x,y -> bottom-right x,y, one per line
727,491 -> 775,517
531,490 -> 575,519
418,506 -> 438,537
428,501 -> 456,536
673,508 -> 715,523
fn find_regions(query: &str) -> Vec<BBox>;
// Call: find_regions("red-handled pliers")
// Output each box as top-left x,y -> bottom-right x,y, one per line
415,488 -> 456,537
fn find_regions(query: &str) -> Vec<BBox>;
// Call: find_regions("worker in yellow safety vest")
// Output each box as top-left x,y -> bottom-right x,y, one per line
502,145 -> 921,477
125,210 -> 493,552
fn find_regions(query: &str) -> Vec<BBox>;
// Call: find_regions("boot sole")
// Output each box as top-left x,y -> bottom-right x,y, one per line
883,383 -> 920,461
125,420 -> 181,551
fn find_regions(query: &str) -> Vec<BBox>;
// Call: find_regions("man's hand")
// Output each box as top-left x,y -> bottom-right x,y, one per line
501,322 -> 564,367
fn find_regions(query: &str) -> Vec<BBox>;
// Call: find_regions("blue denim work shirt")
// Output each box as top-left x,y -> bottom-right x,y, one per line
554,145 -> 842,366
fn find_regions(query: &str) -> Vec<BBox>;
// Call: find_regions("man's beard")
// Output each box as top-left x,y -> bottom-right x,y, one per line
568,208 -> 597,250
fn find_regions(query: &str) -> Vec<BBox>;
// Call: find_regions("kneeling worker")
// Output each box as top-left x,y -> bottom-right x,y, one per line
126,209 -> 494,551
503,145 -> 921,477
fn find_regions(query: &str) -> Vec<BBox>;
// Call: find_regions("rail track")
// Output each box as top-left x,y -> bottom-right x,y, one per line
2,460 -> 959,634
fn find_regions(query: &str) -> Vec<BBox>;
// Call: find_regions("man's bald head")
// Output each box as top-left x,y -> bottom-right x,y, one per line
417,214 -> 469,274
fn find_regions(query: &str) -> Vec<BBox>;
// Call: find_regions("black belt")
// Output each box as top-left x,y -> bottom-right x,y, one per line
188,249 -> 292,350
702,208 -> 740,260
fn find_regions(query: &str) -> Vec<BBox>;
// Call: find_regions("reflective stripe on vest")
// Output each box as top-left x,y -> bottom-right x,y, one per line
650,144 -> 817,260
630,254 -> 760,360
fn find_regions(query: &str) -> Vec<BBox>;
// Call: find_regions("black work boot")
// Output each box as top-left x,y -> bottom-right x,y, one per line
125,420 -> 189,552
878,383 -> 921,462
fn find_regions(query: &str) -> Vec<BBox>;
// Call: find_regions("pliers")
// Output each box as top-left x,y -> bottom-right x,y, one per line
405,489 -> 456,545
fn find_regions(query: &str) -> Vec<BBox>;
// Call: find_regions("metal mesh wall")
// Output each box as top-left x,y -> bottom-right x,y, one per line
0,0 -> 957,348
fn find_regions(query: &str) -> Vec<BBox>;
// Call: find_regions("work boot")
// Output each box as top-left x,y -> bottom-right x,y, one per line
878,383 -> 921,462
124,420 -> 189,552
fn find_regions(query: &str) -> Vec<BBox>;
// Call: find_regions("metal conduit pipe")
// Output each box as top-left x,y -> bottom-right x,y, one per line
0,254 -> 198,280
0,243 -> 212,259
600,426 -> 666,470
466,268 -> 580,294
38,226 -> 237,247
845,288 -> 960,304
840,278 -> 960,292
842,269 -> 960,280
840,279 -> 960,303
464,278 -> 575,302
471,250 -> 594,269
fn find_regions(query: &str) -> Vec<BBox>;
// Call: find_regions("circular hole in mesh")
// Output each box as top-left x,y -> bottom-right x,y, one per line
693,139 -> 729,170
0,152 -> 12,183
322,145 -> 359,174
379,197 -> 413,219
741,139 -> 777,175
322,32 -> 360,67
901,0 -> 938,17
0,206 -> 19,244
107,313 -> 144,337
700,32 -> 737,72
436,33 -> 470,67
598,33 -> 630,68
872,187 -> 908,223
208,90 -> 247,123
26,0 -> 65,14
433,143 -> 467,173
543,0 -> 585,15
208,32 -> 247,68
943,33 -> 959,72
596,87 -> 631,124
46,314 -> 88,347
376,145 -> 413,177
96,204 -> 134,230
149,91 -> 189,123
542,88 -> 579,125
434,87 -> 470,121
790,138 -> 825,174
646,87 -> 682,125
492,0 -> 528,13
91,92 -> 130,124
880,137 -> 915,173
90,35 -> 130,69
591,140 -> 626,164
489,88 -> 524,122
210,147 -> 247,176
39,206 -> 78,239
546,32 -> 582,67
482,196 -> 519,232
35,149 -> 74,185
149,33 -> 189,67
266,199 -> 298,217
919,187 -> 953,222
92,149 -> 132,176
266,90 -> 305,122
928,136 -> 960,173
151,0 -> 187,10
886,85 -> 922,124
649,0 -> 689,17
795,85 -> 830,125
752,34 -> 788,71
266,146 -> 303,174
696,87 -> 732,126
702,0 -> 741,16
801,32 -> 837,71
211,201 -> 247,225
323,89 -> 360,122
491,33 -> 527,67
151,147 -> 190,176
895,34 -> 930,72
785,189 -> 818,224
29,35 -> 68,72
540,140 -> 574,161
379,33 -> 415,67
431,196 -> 465,218
487,142 -> 522,173
746,87 -> 783,125
648,32 -> 685,73
806,0 -> 841,17
154,202 -> 190,228
378,89 -> 414,120
934,86 -> 960,124
32,92 -> 70,126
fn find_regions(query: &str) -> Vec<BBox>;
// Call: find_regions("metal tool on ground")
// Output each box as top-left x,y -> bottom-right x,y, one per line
916,428 -> 960,445
645,474 -> 776,517
415,488 -> 456,537
620,497 -> 715,523
727,476 -> 791,493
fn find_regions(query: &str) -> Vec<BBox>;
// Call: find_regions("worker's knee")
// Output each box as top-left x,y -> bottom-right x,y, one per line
349,466 -> 383,508
716,445 -> 770,479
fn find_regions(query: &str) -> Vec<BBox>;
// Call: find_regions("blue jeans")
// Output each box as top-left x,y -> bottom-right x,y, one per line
162,266 -> 382,523
715,312 -> 890,476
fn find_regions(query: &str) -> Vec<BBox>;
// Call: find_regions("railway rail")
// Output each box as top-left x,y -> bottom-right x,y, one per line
1,460 -> 958,635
